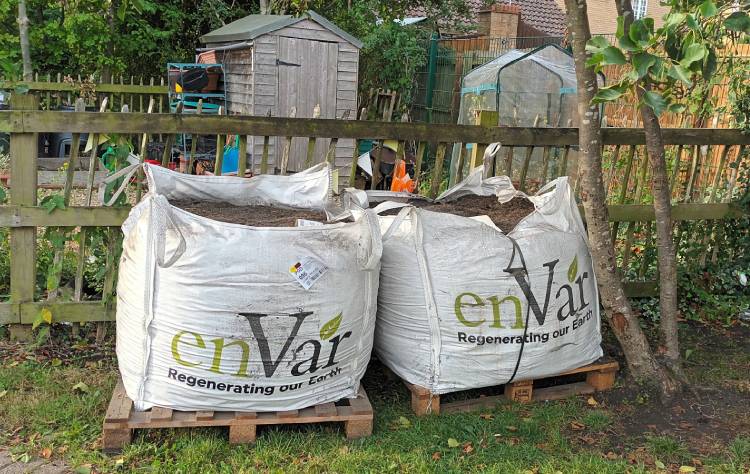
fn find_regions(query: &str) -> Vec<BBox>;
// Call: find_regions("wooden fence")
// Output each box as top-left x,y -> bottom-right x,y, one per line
0,74 -> 168,112
0,97 -> 748,334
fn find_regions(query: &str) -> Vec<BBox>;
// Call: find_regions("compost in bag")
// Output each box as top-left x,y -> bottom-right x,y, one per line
116,164 -> 381,412
369,168 -> 603,394
388,195 -> 535,233
170,200 -> 329,227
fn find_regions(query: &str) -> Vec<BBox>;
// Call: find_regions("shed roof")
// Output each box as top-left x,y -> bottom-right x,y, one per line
200,11 -> 363,48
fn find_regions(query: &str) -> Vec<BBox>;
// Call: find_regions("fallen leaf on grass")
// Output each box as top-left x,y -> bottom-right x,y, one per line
587,396 -> 599,407
447,438 -> 460,448
51,358 -> 62,367
604,451 -> 619,460
569,421 -> 586,431
679,466 -> 696,473
479,413 -> 494,420
506,437 -> 520,446
431,452 -> 441,461
40,447 -> 52,459
0,390 -> 7,399
654,459 -> 666,469
692,458 -> 703,467
72,382 -> 90,394
462,442 -> 474,454
577,435 -> 596,445
505,425 -> 518,432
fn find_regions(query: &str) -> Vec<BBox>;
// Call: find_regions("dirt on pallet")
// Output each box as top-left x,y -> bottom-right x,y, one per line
419,195 -> 536,233
171,200 -> 328,227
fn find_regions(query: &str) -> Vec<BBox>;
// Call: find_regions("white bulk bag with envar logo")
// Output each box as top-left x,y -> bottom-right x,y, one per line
370,167 -> 602,393
116,165 -> 381,412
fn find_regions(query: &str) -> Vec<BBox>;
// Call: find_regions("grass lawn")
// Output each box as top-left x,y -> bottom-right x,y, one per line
0,322 -> 748,474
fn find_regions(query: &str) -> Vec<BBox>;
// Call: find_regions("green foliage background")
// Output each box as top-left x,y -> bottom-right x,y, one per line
0,0 -> 472,111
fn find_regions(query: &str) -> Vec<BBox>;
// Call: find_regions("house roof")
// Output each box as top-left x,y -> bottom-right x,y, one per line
200,11 -> 363,48
509,0 -> 567,37
409,0 -> 567,37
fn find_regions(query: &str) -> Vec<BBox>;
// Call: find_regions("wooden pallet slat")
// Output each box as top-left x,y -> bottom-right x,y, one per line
150,406 -> 173,422
402,360 -> 619,416
104,380 -> 132,424
102,378 -> 374,453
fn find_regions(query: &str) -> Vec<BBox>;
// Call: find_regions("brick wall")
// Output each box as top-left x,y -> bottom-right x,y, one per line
553,0 -> 669,35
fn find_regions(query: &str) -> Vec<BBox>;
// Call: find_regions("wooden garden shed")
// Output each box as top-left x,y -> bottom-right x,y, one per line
200,11 -> 362,176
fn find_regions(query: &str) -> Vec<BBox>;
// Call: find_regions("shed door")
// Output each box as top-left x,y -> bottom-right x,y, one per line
277,36 -> 339,172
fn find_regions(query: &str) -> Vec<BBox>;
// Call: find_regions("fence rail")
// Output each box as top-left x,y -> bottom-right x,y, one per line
1,74 -> 168,113
0,102 -> 748,331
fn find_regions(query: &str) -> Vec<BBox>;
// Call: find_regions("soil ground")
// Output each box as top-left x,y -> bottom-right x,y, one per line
170,200 -> 328,227
419,196 -> 535,233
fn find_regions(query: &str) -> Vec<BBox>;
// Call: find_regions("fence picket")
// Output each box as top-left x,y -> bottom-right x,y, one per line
429,143 -> 447,198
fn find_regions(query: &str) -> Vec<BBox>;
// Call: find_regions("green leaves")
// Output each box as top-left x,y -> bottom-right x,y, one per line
725,11 -> 750,33
698,0 -> 717,18
592,85 -> 627,104
601,47 -> 627,65
40,194 -> 66,214
0,187 -> 6,204
629,19 -> 653,47
585,37 -> 626,71
32,308 -> 53,330
320,312 -> 342,340
568,256 -> 578,283
663,12 -> 686,29
668,64 -> 693,86
643,91 -> 668,116
632,52 -> 657,78
680,43 -> 706,68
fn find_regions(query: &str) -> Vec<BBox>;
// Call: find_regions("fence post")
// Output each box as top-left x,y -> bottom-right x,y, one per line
9,94 -> 38,340
471,110 -> 498,169
425,33 -> 439,124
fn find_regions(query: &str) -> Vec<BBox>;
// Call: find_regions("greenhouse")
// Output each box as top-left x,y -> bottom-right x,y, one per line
450,44 -> 603,186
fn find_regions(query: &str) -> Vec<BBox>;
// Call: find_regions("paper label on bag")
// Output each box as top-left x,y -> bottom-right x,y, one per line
289,256 -> 328,289
296,219 -> 324,227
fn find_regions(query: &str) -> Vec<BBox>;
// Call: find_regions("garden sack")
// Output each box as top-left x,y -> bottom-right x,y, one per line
144,161 -> 333,209
116,164 -> 381,411
370,168 -> 603,393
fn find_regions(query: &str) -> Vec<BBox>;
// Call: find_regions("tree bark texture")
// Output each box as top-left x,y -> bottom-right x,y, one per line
615,0 -> 682,375
563,0 -> 678,397
18,0 -> 33,81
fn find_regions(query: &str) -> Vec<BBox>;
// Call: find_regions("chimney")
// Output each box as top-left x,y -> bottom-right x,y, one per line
477,3 -> 521,37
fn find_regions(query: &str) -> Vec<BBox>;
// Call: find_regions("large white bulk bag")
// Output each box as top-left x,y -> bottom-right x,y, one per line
116,168 -> 381,412
372,168 -> 602,393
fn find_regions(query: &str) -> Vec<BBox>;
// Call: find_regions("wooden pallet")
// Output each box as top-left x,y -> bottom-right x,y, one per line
405,360 -> 619,416
102,380 -> 373,453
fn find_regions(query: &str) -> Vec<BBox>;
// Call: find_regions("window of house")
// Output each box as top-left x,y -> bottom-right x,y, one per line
633,0 -> 648,19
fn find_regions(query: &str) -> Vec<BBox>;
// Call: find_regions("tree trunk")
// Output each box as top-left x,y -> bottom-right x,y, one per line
260,0 -> 269,14
102,0 -> 118,83
18,0 -> 33,81
563,0 -> 679,400
615,0 -> 683,378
